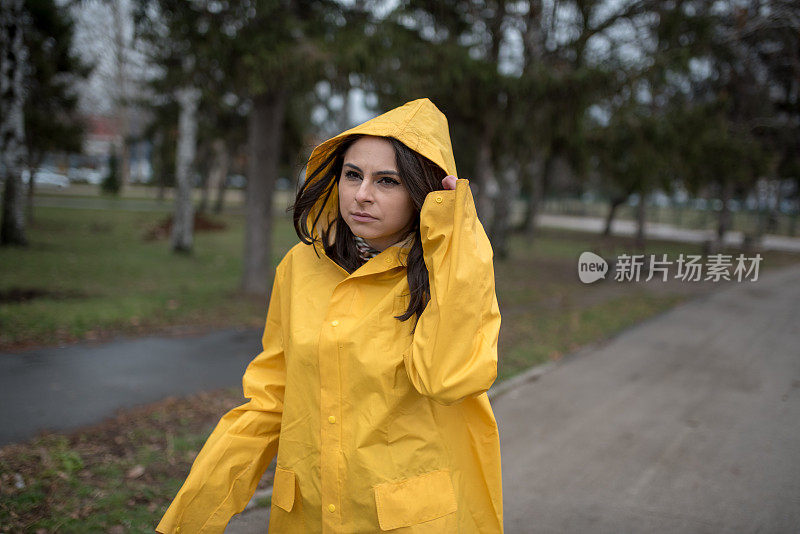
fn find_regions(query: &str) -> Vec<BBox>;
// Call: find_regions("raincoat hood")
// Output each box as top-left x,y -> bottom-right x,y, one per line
305,98 -> 458,240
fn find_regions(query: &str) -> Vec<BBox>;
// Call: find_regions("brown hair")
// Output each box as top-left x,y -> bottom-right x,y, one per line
292,134 -> 447,331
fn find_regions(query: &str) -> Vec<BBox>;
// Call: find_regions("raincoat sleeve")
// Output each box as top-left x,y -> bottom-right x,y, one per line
155,262 -> 288,534
402,178 -> 501,406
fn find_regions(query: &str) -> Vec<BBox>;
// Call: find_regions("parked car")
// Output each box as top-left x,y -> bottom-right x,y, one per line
226,174 -> 246,189
21,168 -> 70,188
68,167 -> 105,185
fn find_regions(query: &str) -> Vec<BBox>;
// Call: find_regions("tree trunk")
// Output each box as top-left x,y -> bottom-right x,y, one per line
516,157 -> 534,233
171,86 -> 200,254
634,192 -> 646,250
716,180 -> 733,248
526,153 -> 552,239
200,138 -> 229,215
490,166 -> 516,259
152,130 -> 166,201
23,152 -> 43,225
112,1 -> 130,190
211,139 -> 230,214
198,173 -> 209,214
0,0 -> 28,247
474,126 -> 497,226
157,174 -> 166,201
603,194 -> 628,236
242,89 -> 287,296
766,178 -> 781,234
197,140 -> 211,215
25,163 -> 34,225
214,171 -> 229,215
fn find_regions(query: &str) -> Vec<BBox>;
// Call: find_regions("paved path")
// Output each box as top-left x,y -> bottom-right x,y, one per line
227,263 -> 800,533
497,262 -> 800,533
538,213 -> 800,252
0,328 -> 262,445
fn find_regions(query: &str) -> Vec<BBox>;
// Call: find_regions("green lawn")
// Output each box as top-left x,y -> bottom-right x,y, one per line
4,204 -> 796,355
0,206 -> 297,350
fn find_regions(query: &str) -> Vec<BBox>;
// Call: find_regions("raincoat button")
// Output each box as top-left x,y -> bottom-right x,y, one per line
435,195 -> 443,203
331,320 -> 339,327
328,504 -> 336,512
328,415 -> 336,424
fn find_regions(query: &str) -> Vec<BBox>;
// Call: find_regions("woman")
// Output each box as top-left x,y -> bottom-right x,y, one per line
156,98 -> 503,533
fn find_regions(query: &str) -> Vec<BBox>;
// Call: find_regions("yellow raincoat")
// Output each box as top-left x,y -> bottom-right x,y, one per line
156,98 -> 503,533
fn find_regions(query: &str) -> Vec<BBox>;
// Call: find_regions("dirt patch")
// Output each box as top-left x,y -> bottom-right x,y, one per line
143,213 -> 228,241
0,288 -> 88,304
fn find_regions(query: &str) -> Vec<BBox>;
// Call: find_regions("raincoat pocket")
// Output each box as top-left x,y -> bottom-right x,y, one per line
272,466 -> 296,512
372,468 -> 457,531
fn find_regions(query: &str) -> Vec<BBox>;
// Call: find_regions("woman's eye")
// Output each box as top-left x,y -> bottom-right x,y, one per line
380,177 -> 400,185
345,170 -> 361,180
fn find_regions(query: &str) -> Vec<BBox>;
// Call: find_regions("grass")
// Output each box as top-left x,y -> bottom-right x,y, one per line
0,206 -> 298,350
0,388 -> 257,533
1,204 -> 799,532
493,227 -> 800,379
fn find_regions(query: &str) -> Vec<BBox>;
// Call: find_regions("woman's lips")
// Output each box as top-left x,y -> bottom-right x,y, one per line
351,212 -> 377,222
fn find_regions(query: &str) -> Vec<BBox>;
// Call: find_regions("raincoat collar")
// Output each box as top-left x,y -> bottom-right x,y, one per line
305,97 -> 457,258
323,234 -> 414,281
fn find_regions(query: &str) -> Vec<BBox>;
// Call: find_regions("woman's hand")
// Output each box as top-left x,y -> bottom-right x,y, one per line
442,175 -> 457,190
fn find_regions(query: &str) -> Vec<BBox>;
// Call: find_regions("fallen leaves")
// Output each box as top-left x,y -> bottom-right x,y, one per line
126,464 -> 145,479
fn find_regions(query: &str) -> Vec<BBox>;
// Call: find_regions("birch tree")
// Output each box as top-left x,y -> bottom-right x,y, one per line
171,85 -> 200,253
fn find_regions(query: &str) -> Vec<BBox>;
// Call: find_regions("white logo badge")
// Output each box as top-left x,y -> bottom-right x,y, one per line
578,252 -> 608,284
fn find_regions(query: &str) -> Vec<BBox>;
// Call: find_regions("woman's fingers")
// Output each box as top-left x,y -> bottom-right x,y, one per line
442,175 -> 457,190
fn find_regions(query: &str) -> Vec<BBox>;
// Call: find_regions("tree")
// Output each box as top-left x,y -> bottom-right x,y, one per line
505,0 -> 652,247
134,1 -> 366,294
133,2 -> 218,254
230,1 -> 348,295
101,150 -> 121,194
172,85 -> 200,253
589,101 -> 676,247
1,0 -> 29,246
365,1 -> 511,248
681,0 -> 786,249
73,0 -> 145,191
22,0 -> 91,220
727,0 -> 800,239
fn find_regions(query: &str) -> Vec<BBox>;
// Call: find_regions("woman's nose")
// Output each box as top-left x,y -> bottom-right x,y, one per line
355,180 -> 373,203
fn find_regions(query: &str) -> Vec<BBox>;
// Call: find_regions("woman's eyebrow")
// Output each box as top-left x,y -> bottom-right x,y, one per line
344,163 -> 399,176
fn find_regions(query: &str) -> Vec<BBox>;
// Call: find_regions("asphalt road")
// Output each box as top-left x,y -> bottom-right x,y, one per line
0,327 -> 262,445
497,263 -> 800,533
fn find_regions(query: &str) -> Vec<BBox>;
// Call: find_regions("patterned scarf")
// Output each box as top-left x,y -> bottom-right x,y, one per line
354,233 -> 415,265
354,235 -> 382,263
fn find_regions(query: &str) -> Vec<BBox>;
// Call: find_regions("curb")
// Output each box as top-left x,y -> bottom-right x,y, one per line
487,361 -> 558,402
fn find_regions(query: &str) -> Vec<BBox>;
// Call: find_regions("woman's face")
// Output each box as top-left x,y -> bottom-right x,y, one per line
338,136 -> 415,252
